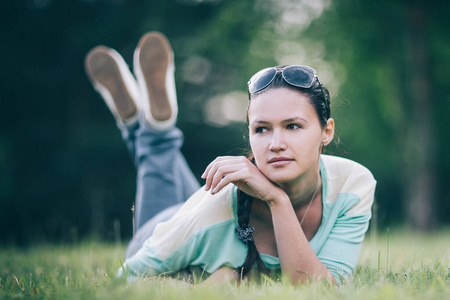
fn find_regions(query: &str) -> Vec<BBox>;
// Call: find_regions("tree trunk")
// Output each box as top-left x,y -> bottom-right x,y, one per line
404,1 -> 435,230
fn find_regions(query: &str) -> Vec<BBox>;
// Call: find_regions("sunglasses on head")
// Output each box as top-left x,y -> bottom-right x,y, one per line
247,65 -> 320,97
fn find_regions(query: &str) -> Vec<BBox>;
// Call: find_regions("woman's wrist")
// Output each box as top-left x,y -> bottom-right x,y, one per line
266,189 -> 290,208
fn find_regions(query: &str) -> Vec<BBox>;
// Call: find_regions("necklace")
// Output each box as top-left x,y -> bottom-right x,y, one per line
299,177 -> 321,226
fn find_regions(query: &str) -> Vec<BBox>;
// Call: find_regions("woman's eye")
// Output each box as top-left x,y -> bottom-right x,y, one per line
255,127 -> 268,134
287,124 -> 301,130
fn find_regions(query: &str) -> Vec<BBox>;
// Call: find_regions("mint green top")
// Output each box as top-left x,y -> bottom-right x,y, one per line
119,155 -> 376,283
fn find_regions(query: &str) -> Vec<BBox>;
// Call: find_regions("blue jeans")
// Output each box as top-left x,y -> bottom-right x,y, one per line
119,115 -> 200,258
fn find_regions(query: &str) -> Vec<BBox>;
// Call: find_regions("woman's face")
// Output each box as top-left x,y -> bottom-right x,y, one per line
248,88 -> 331,185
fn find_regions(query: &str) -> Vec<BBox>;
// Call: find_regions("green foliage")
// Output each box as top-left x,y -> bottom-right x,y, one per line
0,230 -> 449,299
2,0 -> 450,244
0,0 -> 264,245
300,0 -> 450,228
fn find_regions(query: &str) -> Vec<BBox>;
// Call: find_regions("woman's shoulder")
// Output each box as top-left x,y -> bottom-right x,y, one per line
321,154 -> 375,182
321,155 -> 376,215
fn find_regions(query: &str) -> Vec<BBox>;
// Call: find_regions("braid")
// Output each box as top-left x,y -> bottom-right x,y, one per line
235,159 -> 269,280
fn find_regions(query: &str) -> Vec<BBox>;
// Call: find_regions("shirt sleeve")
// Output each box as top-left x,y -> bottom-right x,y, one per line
117,185 -> 238,280
318,167 -> 376,283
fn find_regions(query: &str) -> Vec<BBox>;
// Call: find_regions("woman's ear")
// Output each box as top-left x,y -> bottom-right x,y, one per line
322,118 -> 335,147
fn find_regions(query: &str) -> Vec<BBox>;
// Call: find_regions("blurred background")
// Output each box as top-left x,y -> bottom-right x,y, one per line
1,0 -> 449,246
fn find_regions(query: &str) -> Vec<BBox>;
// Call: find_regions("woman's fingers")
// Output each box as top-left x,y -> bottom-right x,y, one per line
209,163 -> 247,194
201,156 -> 232,180
202,156 -> 248,192
201,161 -> 213,180
212,169 -> 249,195
205,158 -> 239,192
201,156 -> 285,202
202,158 -> 221,191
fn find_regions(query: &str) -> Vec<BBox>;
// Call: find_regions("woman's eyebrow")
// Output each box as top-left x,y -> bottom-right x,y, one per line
250,120 -> 270,126
282,117 -> 308,124
251,117 -> 308,126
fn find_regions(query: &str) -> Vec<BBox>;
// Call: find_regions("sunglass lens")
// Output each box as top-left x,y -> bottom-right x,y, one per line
282,65 -> 316,88
248,68 -> 277,94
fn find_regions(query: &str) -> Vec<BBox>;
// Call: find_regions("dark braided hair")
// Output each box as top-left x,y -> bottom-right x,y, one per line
235,158 -> 269,280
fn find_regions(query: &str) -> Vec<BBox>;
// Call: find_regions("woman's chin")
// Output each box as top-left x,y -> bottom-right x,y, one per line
266,173 -> 299,186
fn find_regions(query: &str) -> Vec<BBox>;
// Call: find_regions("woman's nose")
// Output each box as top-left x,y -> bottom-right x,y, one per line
269,130 -> 287,152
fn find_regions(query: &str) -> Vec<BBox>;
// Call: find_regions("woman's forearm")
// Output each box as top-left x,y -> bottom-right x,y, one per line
269,195 -> 335,284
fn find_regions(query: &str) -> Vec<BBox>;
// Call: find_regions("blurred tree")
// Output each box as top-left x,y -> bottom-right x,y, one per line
1,0 -> 449,245
301,0 -> 450,229
0,0 -> 273,245
405,0 -> 435,229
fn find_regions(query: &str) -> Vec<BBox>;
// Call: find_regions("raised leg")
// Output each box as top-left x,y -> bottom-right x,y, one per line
121,118 -> 200,258
85,32 -> 201,246
133,119 -> 200,230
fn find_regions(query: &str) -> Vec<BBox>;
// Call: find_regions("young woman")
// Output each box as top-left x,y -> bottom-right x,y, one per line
85,32 -> 376,285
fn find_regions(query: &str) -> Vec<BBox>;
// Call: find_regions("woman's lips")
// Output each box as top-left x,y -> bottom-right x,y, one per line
268,157 -> 294,167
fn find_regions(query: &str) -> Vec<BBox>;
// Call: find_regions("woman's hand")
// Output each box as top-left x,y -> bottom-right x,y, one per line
200,266 -> 237,285
201,156 -> 286,203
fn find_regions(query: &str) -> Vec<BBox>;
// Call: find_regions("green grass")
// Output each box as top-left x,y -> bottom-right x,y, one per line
1,228 -> 449,299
